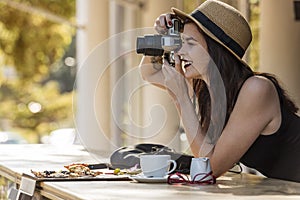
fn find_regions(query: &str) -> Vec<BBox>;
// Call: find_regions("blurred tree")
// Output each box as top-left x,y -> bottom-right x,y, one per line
249,0 -> 260,70
0,0 -> 75,80
0,0 -> 76,142
0,80 -> 74,142
45,35 -> 76,93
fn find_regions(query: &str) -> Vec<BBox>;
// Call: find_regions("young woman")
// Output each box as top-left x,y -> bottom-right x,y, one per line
139,0 -> 300,182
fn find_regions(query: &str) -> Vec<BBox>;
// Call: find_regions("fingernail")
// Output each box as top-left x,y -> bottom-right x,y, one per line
168,21 -> 172,27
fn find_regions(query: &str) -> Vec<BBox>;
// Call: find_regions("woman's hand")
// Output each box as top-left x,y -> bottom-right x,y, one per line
139,13 -> 173,86
154,13 -> 173,34
161,55 -> 191,105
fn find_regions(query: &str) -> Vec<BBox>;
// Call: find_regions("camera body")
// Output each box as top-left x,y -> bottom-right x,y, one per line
136,18 -> 183,65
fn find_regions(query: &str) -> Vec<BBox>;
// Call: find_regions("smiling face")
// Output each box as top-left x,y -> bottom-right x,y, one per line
177,22 -> 210,79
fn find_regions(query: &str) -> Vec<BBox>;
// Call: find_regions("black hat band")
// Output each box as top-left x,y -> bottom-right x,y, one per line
191,10 -> 245,58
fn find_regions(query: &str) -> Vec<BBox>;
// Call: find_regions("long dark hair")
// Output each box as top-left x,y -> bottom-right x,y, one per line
193,29 -> 299,134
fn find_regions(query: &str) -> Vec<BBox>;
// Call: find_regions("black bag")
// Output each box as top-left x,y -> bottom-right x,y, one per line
109,143 -> 193,174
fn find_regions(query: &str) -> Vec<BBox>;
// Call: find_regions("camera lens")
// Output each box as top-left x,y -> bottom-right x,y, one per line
136,35 -> 164,56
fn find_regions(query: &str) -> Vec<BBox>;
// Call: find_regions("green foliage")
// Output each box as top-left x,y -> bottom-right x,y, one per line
0,80 -> 74,141
249,0 -> 260,71
0,0 -> 75,80
183,0 -> 203,13
0,0 -> 76,143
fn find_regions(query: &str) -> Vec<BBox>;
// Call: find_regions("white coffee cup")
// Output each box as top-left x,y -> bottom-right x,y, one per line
190,157 -> 212,181
139,155 -> 177,177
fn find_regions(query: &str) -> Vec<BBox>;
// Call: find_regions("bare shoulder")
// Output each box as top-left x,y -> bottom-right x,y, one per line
212,76 -> 281,175
235,75 -> 280,126
239,75 -> 277,100
233,75 -> 280,120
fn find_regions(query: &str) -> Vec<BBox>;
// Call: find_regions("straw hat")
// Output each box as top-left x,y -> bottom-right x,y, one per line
172,0 -> 252,61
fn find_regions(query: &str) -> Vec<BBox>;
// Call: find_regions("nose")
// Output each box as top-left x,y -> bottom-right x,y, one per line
177,42 -> 187,56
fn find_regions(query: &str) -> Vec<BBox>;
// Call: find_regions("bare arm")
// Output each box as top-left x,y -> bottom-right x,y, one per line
208,76 -> 281,177
161,60 -> 207,156
176,76 -> 280,177
149,62 -> 280,177
140,55 -> 204,150
139,13 -> 280,178
139,13 -> 173,89
139,56 -> 165,89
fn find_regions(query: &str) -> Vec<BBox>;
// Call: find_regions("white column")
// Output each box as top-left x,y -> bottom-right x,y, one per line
122,3 -> 144,146
76,0 -> 111,157
259,0 -> 300,108
109,1 -> 125,148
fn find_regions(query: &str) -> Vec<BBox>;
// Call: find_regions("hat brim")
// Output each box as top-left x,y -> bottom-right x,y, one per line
171,7 -> 249,67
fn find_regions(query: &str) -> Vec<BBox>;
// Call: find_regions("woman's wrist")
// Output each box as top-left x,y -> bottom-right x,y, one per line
173,93 -> 195,115
150,56 -> 163,70
174,93 -> 191,106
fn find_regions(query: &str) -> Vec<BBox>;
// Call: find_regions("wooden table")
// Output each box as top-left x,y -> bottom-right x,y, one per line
0,144 -> 101,184
1,144 -> 300,200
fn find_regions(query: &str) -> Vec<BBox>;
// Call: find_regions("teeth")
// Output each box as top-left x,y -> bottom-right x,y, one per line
182,60 -> 192,68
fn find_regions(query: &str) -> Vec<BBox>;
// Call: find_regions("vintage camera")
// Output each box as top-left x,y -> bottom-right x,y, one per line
136,18 -> 183,65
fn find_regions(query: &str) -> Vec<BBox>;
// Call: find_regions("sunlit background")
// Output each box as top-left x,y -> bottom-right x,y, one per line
0,0 -> 255,145
0,0 -> 76,144
0,0 -> 299,156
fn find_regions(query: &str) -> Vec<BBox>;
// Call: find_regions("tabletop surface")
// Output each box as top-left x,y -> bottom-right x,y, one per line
39,174 -> 300,200
1,144 -> 300,200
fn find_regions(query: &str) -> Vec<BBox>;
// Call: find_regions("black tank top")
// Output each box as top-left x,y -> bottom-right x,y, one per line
239,78 -> 300,182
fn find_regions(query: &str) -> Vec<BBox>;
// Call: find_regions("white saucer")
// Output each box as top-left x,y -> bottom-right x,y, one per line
130,175 -> 167,183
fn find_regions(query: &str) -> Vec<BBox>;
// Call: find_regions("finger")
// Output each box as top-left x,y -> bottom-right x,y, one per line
166,14 -> 173,28
159,15 -> 167,29
154,18 -> 160,27
174,55 -> 183,74
163,58 -> 171,68
154,23 -> 163,34
162,60 -> 175,76
154,16 -> 168,34
161,65 -> 170,81
166,13 -> 173,28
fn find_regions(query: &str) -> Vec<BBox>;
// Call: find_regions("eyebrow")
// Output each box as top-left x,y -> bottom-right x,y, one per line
183,36 -> 197,42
